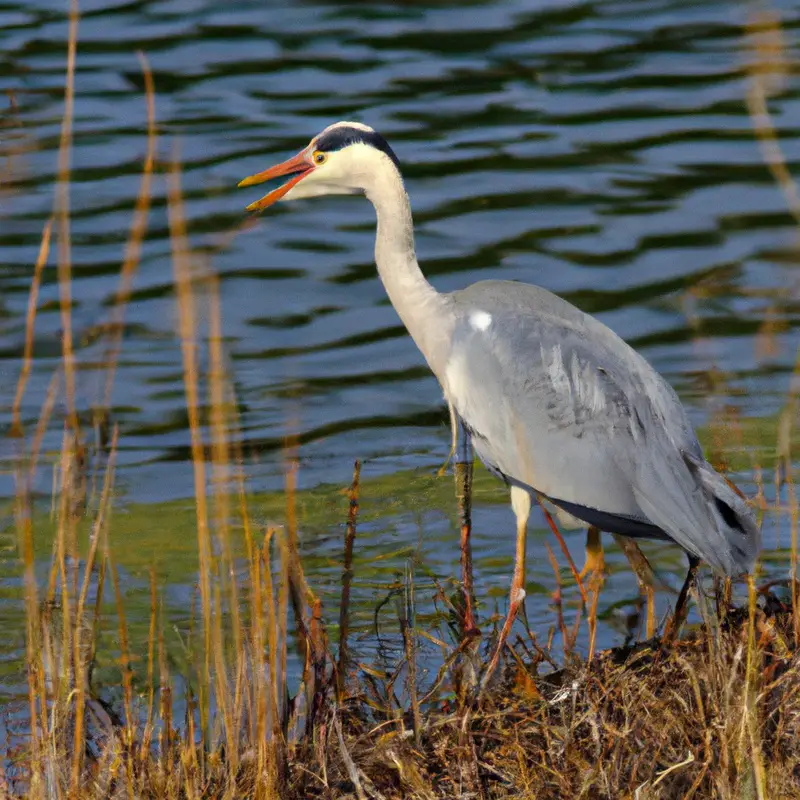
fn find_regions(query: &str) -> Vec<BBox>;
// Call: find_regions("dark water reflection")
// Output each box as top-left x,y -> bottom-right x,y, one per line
1,0 -> 800,690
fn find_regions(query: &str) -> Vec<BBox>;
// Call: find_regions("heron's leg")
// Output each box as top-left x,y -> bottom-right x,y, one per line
663,554 -> 700,645
581,526 -> 606,660
481,485 -> 530,690
612,534 -> 657,639
579,526 -> 605,579
455,421 -> 479,636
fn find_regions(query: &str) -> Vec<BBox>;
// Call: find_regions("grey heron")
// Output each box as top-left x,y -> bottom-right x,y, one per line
239,121 -> 761,681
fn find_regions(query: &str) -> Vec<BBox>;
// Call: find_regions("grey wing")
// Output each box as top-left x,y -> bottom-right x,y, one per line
444,284 -> 759,575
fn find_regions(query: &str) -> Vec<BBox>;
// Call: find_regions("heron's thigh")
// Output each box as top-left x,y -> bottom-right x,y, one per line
510,485 -> 532,526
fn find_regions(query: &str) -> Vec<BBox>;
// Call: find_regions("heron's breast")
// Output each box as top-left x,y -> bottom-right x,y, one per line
442,351 -> 546,487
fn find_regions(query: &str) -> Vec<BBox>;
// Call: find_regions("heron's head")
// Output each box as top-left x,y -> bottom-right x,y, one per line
238,121 -> 401,212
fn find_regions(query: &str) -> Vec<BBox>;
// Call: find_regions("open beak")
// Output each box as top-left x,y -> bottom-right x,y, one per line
238,150 -> 312,212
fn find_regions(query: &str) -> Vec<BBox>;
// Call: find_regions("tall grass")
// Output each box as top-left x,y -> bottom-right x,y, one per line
7,8 -> 297,796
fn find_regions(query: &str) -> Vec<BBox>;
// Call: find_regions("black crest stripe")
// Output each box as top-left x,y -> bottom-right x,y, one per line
314,126 -> 401,169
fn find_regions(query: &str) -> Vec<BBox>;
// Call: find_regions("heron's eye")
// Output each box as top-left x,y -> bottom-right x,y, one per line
313,151 -> 327,165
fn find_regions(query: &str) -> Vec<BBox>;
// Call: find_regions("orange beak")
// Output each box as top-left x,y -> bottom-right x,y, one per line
238,150 -> 312,212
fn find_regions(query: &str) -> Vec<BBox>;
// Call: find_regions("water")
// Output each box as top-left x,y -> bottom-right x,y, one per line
1,0 -> 800,696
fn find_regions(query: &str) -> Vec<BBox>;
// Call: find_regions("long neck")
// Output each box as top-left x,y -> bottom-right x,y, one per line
365,164 -> 453,377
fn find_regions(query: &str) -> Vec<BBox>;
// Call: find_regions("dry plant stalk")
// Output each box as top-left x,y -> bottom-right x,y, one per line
399,562 -> 422,747
206,271 -> 241,784
745,8 -> 800,646
71,424 -> 118,791
8,9 -> 302,794
167,154 -> 214,744
56,0 -> 80,438
337,458 -> 361,697
745,10 -> 799,226
540,504 -> 587,605
102,51 -> 157,410
11,219 -> 51,438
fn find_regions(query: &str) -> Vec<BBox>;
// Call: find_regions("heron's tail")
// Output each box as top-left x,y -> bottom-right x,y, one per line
682,453 -> 760,574
633,451 -> 761,577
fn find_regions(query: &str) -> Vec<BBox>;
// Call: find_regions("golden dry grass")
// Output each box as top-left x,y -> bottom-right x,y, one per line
323,596 -> 799,800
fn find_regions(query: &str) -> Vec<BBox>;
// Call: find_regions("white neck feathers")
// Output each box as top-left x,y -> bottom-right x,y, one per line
362,152 -> 453,376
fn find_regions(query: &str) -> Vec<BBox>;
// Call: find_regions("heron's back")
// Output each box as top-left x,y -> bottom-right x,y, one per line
444,280 -> 759,575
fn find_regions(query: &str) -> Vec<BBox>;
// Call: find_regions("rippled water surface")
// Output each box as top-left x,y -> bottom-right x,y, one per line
2,0 -> 800,692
